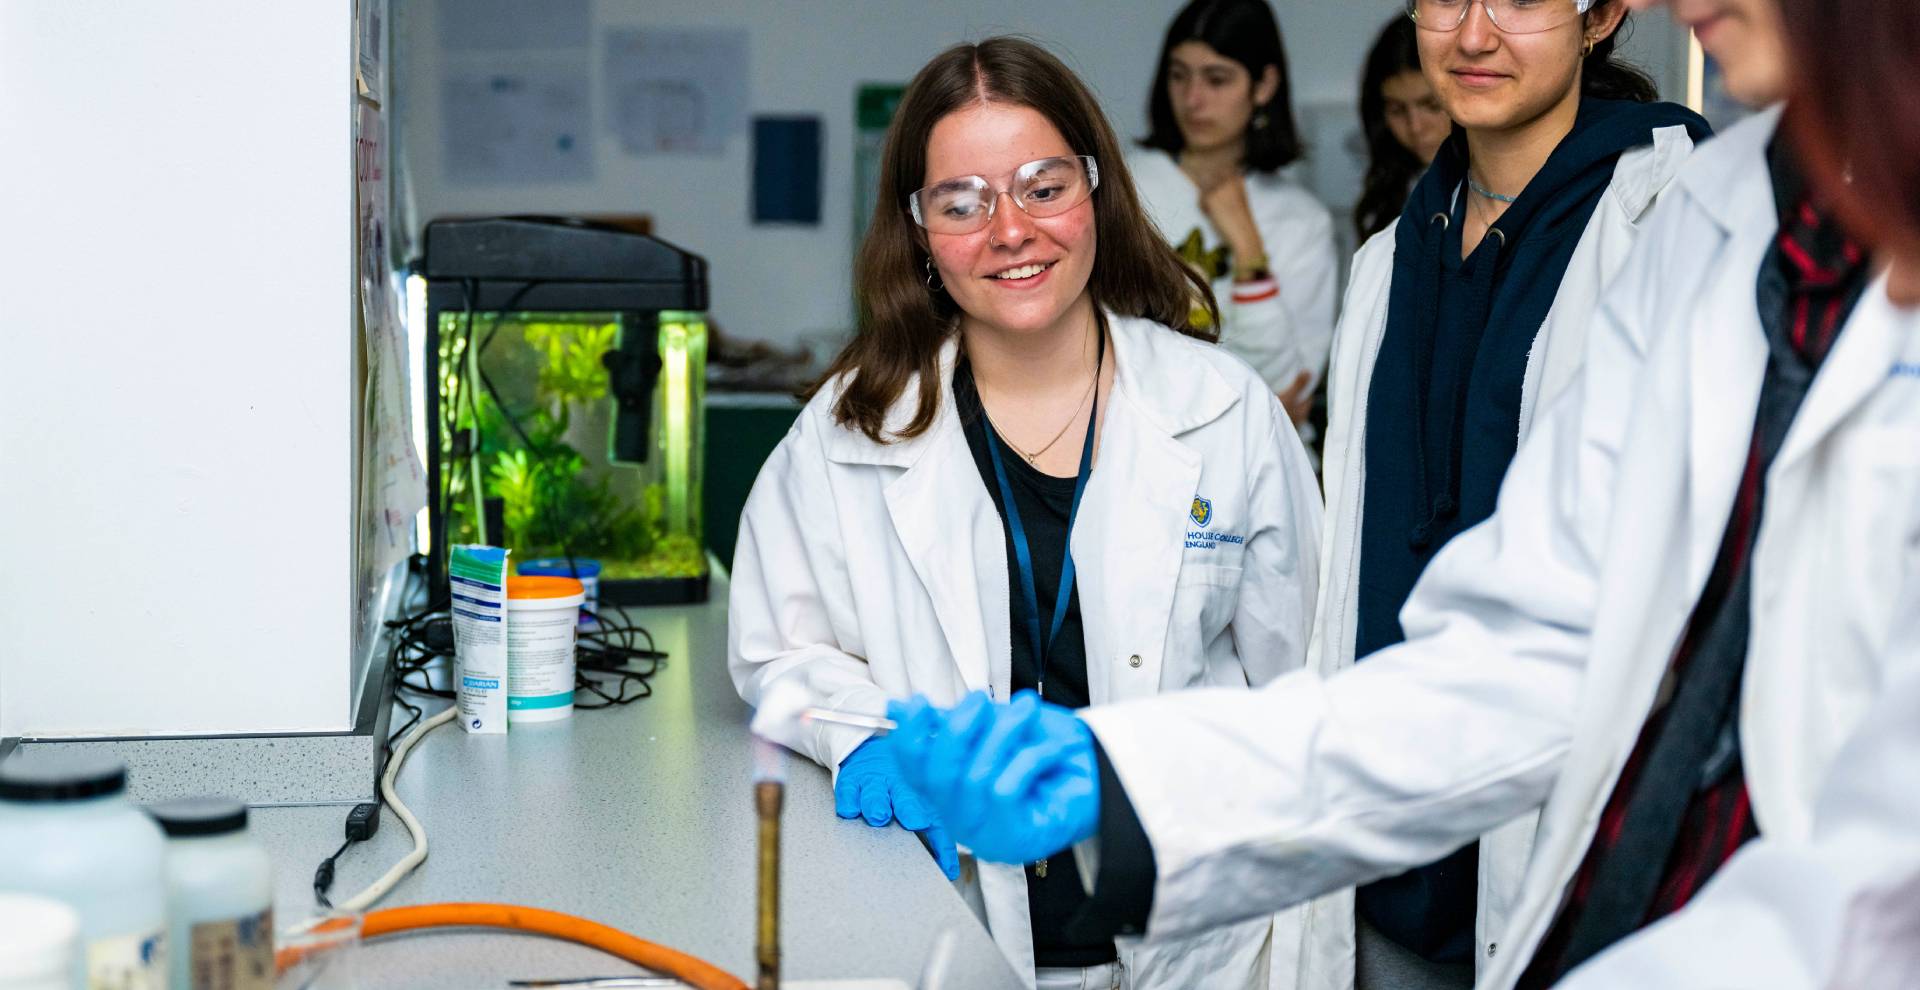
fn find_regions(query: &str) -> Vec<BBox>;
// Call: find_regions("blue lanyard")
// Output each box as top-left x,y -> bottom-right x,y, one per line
980,338 -> 1103,701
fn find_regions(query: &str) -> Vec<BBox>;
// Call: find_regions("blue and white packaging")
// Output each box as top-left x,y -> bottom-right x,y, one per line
449,544 -> 510,735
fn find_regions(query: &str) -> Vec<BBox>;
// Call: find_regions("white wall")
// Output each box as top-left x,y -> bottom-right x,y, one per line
395,1 -> 1684,353
0,3 -> 356,737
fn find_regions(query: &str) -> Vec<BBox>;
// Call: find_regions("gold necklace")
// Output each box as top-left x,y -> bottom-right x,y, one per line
1006,372 -> 1098,465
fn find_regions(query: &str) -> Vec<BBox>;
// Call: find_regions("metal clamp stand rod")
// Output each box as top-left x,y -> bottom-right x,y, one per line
755,779 -> 782,990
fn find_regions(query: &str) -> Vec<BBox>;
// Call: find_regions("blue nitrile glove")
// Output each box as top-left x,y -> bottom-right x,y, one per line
884,689 -> 1100,865
836,737 -> 961,880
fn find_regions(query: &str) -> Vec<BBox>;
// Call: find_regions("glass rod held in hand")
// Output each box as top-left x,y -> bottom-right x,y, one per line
800,707 -> 896,732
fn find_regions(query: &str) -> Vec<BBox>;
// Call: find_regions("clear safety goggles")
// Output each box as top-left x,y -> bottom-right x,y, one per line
908,156 -> 1099,236
1406,0 -> 1595,35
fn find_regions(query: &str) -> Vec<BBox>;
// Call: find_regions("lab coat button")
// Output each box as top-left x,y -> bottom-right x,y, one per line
1128,654 -> 1143,668
1488,942 -> 1498,958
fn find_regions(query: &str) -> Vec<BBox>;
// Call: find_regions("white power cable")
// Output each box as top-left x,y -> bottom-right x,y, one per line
337,704 -> 458,913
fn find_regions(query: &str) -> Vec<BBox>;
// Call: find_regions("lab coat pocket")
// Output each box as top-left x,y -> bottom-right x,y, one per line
1819,427 -> 1920,660
1166,564 -> 1244,687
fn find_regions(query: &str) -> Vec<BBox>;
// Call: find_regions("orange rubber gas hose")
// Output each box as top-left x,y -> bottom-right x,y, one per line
275,902 -> 750,990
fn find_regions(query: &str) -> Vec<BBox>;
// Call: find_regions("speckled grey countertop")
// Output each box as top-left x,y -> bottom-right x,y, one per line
250,569 -> 1023,990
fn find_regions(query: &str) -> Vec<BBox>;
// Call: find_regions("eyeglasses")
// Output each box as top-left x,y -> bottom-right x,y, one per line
1406,0 -> 1594,35
908,156 -> 1099,235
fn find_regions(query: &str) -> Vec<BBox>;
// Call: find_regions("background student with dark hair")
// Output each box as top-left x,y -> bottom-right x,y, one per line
886,0 -> 1920,987
1353,16 -> 1450,242
730,36 -> 1327,990
1129,0 -> 1337,428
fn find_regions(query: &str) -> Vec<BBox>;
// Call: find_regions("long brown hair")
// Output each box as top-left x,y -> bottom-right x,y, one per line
811,37 -> 1219,444
1783,0 -> 1920,254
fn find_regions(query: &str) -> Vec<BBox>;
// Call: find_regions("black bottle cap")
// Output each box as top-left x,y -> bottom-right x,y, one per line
0,752 -> 128,802
147,797 -> 249,837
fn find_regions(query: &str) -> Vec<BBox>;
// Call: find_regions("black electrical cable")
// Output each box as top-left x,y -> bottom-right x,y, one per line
313,837 -> 351,909
311,577 -> 667,908
462,279 -> 607,585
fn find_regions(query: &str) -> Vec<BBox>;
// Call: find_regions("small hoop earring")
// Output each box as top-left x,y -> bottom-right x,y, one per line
925,256 -> 944,292
1252,110 -> 1270,131
1583,37 -> 1596,57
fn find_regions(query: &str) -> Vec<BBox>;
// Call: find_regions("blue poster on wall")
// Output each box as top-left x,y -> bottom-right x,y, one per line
753,116 -> 822,225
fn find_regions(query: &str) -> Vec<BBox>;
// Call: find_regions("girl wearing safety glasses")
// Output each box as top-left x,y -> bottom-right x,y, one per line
729,36 -> 1326,990
1316,0 -> 1709,984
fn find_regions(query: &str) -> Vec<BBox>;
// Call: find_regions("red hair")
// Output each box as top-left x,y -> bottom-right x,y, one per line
1783,0 -> 1920,251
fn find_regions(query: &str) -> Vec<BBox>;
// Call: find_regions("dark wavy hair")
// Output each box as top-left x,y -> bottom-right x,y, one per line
1138,0 -> 1305,172
1580,1 -> 1658,102
1354,16 -> 1426,240
1783,0 -> 1920,254
809,37 -> 1217,444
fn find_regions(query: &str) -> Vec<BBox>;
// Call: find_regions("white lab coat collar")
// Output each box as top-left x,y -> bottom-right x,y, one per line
1777,275 -> 1913,471
1679,105 -> 1913,585
1676,104 -> 1784,236
1680,108 -> 1782,587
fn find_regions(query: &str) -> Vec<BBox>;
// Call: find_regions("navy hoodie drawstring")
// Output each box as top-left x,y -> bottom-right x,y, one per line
1407,210 -> 1450,550
1411,224 -> 1504,549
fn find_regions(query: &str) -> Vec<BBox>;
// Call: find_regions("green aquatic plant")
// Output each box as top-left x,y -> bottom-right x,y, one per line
439,314 -> 698,578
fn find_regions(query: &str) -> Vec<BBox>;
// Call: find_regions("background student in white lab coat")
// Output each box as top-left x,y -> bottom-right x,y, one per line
883,0 -> 1920,987
1129,0 -> 1338,426
1315,0 -> 1706,981
729,37 -> 1325,990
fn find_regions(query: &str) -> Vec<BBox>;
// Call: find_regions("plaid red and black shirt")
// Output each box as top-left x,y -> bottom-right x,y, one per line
1518,139 -> 1870,988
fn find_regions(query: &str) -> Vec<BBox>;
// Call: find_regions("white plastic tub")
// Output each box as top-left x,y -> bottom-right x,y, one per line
0,893 -> 79,990
149,798 -> 274,990
0,754 -> 167,989
506,575 -> 586,724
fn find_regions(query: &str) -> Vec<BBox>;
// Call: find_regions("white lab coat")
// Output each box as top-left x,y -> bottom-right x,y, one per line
1310,122 -> 1699,980
730,314 -> 1330,989
1081,106 -> 1920,989
1130,150 -> 1339,393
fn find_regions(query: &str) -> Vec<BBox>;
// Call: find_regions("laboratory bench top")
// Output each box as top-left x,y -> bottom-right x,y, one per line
249,567 -> 1022,990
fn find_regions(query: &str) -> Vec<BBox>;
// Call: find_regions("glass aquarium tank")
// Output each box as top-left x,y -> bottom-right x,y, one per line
421,218 -> 710,604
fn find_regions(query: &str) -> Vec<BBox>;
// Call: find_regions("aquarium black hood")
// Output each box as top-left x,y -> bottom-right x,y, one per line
423,216 -> 708,311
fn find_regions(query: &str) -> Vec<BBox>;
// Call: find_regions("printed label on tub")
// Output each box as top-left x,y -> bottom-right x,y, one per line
87,929 -> 165,990
189,908 -> 275,990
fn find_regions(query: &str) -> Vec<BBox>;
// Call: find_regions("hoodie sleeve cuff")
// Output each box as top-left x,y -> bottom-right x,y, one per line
1066,733 -> 1157,941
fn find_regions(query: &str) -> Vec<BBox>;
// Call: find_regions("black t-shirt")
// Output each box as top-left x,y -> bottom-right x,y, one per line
953,359 -> 1113,968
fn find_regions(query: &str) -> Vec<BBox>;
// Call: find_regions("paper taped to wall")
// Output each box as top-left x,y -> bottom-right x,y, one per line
441,65 -> 593,184
604,28 -> 748,157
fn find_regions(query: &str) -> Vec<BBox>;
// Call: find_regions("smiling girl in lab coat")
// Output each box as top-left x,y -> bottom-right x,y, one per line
729,36 -> 1325,990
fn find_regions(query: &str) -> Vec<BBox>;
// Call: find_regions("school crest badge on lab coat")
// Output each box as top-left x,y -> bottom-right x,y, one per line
1190,496 -> 1213,527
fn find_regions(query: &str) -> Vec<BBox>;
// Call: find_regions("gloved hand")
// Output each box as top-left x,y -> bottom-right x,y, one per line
883,689 -> 1100,865
835,737 -> 961,880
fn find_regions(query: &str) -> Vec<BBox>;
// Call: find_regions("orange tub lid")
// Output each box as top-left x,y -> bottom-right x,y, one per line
506,575 -> 585,599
